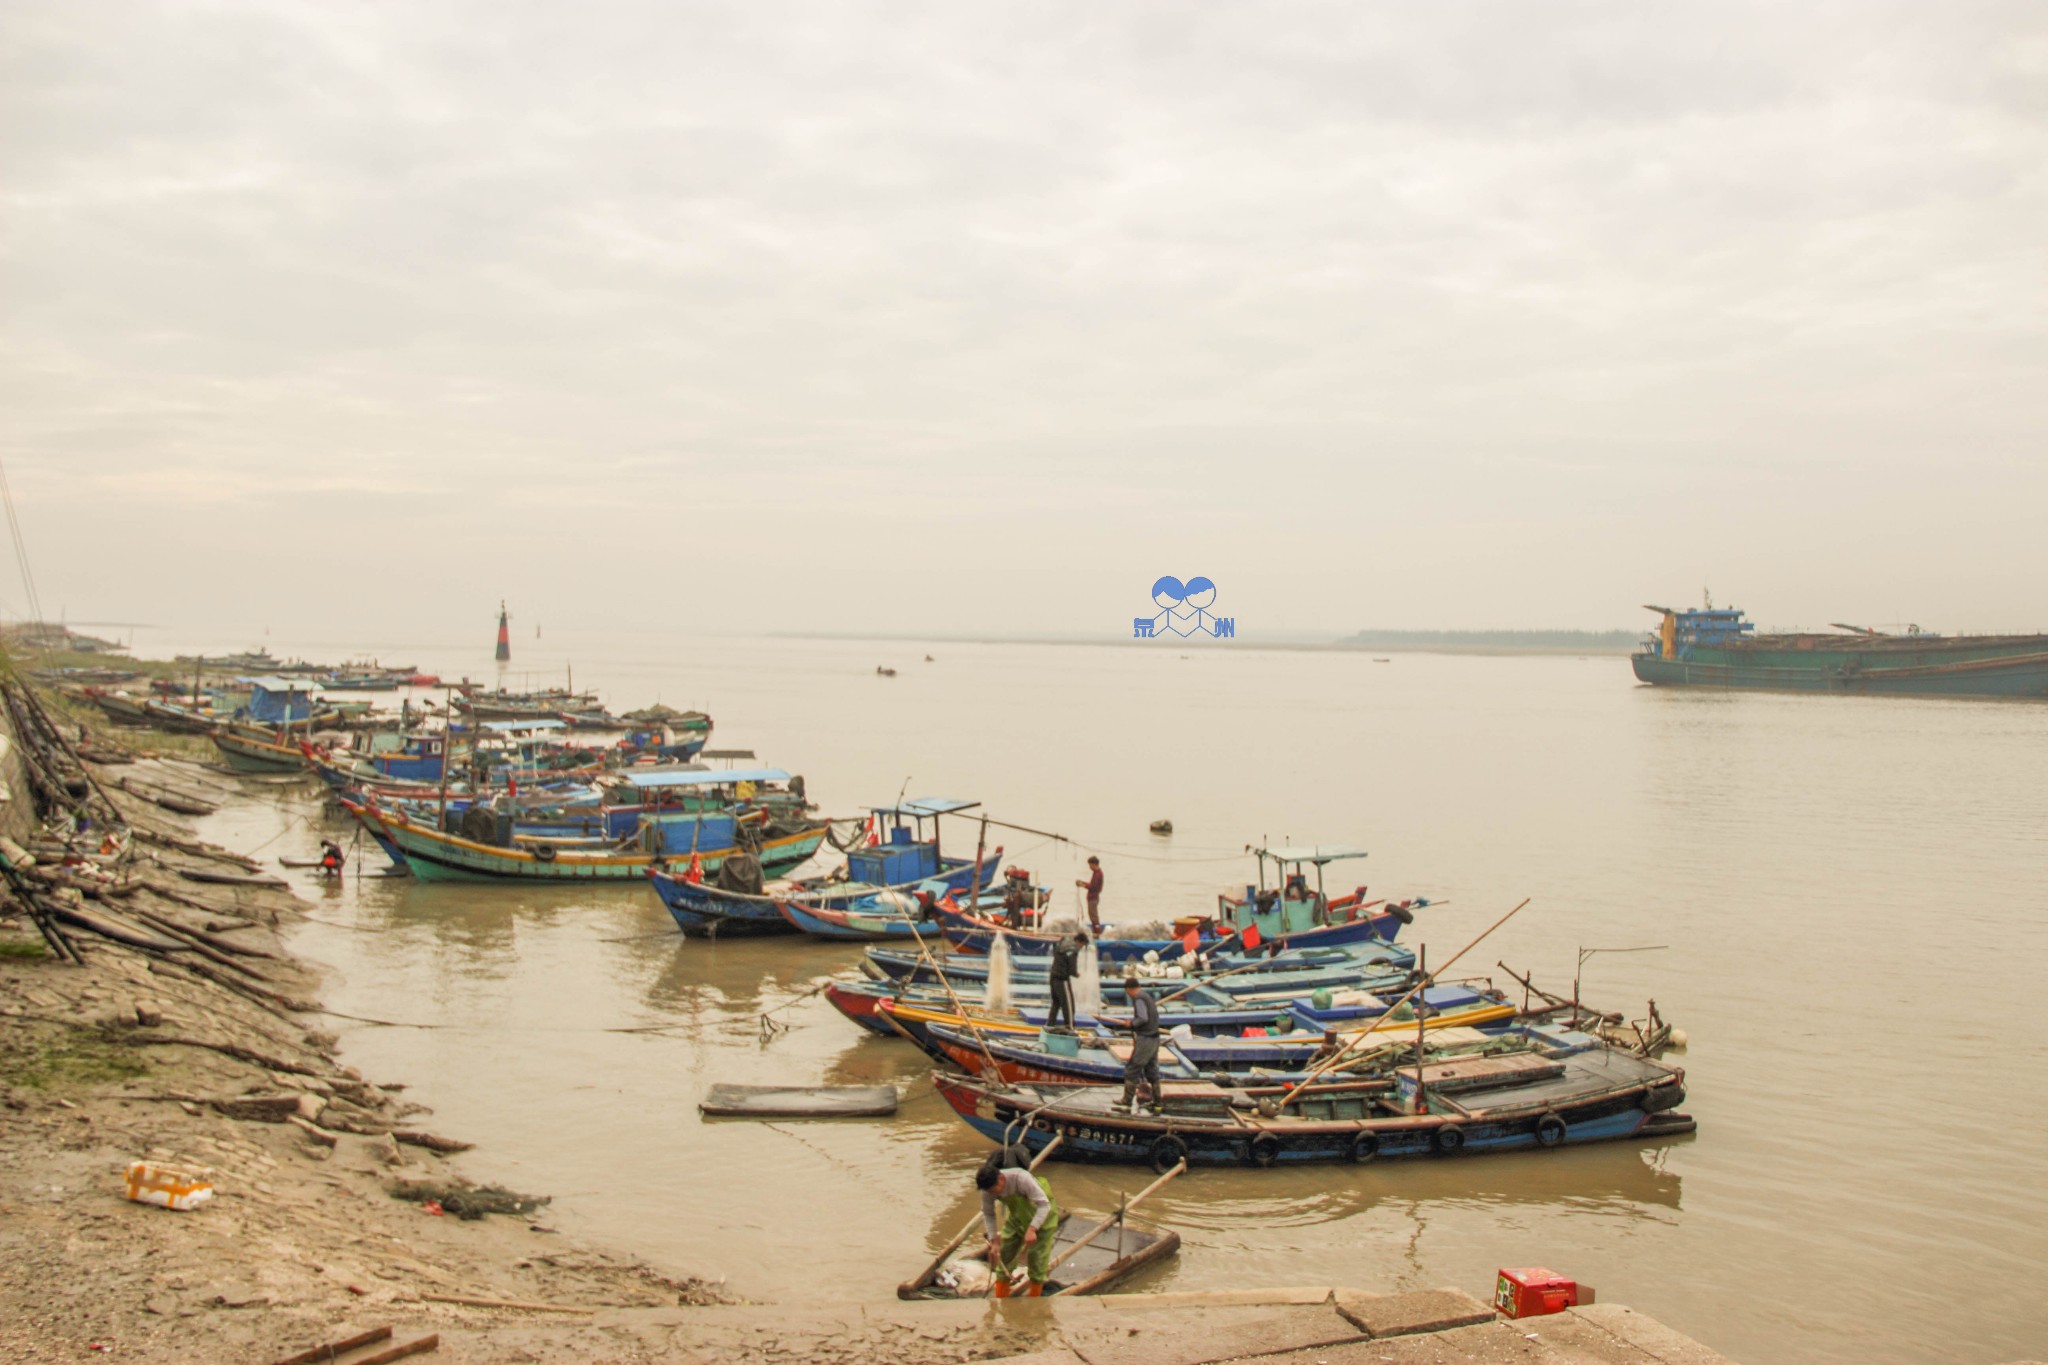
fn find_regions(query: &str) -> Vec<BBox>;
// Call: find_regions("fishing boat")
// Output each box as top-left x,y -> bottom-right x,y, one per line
899,1210 -> 1179,1299
211,728 -> 310,774
939,844 -> 1422,960
654,797 -> 1002,938
370,769 -> 831,884
935,1042 -> 1693,1171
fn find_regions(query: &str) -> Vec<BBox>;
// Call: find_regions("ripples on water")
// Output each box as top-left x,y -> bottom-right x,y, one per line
190,635 -> 2048,1365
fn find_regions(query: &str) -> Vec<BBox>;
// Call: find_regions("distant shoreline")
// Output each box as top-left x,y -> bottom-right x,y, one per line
776,631 -> 1641,657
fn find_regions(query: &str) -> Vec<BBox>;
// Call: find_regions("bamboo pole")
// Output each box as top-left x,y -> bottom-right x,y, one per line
1278,898 -> 1531,1110
1043,1159 -> 1187,1288
897,1133 -> 1064,1298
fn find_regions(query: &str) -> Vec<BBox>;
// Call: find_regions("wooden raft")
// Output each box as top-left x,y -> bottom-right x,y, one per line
698,1084 -> 899,1118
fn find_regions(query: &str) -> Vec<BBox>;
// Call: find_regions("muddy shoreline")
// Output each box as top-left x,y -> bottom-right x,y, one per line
0,728 -> 743,1363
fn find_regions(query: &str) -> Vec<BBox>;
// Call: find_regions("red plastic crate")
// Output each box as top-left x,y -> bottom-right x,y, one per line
1494,1266 -> 1593,1318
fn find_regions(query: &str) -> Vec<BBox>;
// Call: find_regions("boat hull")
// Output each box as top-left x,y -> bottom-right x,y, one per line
1632,645 -> 2048,698
383,814 -> 827,884
212,731 -> 311,774
935,1071 -> 1693,1168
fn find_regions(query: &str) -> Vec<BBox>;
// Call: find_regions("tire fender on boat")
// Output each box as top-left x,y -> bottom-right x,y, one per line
532,844 -> 557,863
1535,1113 -> 1568,1148
1348,1131 -> 1380,1164
1387,903 -> 1415,925
1247,1134 -> 1281,1168
1149,1134 -> 1189,1175
1432,1123 -> 1465,1155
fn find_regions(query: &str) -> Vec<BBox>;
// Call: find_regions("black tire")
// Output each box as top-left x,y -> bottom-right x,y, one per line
532,844 -> 557,863
1349,1131 -> 1380,1164
1535,1114 -> 1568,1148
1149,1134 -> 1189,1175
1432,1123 -> 1465,1155
1248,1134 -> 1281,1168
1387,903 -> 1415,925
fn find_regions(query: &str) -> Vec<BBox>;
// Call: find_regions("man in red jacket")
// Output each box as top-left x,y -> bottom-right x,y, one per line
1075,856 -> 1103,933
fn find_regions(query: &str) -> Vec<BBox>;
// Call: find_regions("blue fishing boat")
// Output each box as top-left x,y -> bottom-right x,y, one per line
935,1048 -> 1692,1170
654,797 -> 1004,938
938,845 -> 1424,961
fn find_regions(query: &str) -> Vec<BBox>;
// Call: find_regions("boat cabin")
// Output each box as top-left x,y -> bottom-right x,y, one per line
235,676 -> 321,726
847,798 -> 979,888
1216,844 -> 1372,938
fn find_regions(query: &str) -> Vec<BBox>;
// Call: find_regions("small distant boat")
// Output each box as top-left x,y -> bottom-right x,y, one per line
876,666 -> 897,677
1149,819 -> 1173,835
924,655 -> 934,662
1373,658 -> 1391,663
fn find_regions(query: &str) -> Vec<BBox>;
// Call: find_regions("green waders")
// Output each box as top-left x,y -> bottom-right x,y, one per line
992,1174 -> 1061,1288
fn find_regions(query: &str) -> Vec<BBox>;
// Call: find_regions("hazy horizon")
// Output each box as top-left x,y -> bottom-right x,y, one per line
4,2 -> 2043,641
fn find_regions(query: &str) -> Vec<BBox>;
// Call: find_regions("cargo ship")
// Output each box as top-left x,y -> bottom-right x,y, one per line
1632,605 -> 2048,698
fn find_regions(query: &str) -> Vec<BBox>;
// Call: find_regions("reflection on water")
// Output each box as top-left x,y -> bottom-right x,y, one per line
187,636 -> 2048,1365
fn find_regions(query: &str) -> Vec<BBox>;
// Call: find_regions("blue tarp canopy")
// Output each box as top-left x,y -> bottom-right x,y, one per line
480,719 -> 566,732
872,798 -> 979,818
235,676 -> 312,693
622,767 -> 790,789
1258,844 -> 1370,864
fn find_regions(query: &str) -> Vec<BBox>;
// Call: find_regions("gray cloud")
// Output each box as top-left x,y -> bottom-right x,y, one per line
3,0 -> 2043,638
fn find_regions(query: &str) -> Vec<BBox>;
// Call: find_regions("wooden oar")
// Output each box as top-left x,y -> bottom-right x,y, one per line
1278,898 -> 1531,1110
896,1134 -> 1064,1298
1044,1159 -> 1187,1290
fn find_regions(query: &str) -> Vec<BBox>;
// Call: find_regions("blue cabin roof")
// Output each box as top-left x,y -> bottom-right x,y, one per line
871,798 -> 979,818
1258,844 -> 1370,864
622,767 -> 790,789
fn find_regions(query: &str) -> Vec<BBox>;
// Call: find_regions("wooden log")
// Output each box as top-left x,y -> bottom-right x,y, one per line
393,1130 -> 474,1154
350,1335 -> 439,1365
417,1294 -> 591,1315
211,1094 -> 302,1123
130,827 -> 261,870
128,1033 -> 326,1077
269,1325 -> 391,1365
287,1114 -> 342,1147
179,868 -> 289,890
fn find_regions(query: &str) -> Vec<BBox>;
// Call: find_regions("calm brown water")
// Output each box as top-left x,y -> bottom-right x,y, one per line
185,635 -> 2048,1364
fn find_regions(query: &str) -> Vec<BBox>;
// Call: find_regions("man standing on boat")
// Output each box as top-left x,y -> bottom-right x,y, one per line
978,1161 -> 1060,1298
1045,930 -> 1086,1031
1117,974 -> 1162,1113
1075,856 -> 1104,934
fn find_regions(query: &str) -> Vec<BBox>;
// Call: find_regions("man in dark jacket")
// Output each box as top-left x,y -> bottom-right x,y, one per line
1117,974 -> 1162,1112
1045,930 -> 1087,1030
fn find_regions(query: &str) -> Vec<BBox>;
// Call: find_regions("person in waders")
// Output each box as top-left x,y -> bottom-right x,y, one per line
1116,974 -> 1162,1113
318,840 -> 344,878
978,1157 -> 1059,1297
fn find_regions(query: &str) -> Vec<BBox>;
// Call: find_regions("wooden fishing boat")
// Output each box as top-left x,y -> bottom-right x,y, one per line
655,798 -> 1000,938
934,1045 -> 1693,1171
899,1211 -> 1180,1299
212,728 -> 311,775
936,845 -> 1426,961
374,801 -> 830,884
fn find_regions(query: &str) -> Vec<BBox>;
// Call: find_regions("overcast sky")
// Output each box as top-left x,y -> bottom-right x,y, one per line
3,1 -> 2042,642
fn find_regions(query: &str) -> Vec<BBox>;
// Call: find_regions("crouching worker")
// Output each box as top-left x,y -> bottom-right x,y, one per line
977,1158 -> 1060,1297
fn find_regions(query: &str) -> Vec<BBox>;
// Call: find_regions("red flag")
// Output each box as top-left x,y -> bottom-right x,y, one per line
684,852 -> 704,885
507,774 -> 517,797
1180,927 -> 1200,957
1241,923 -> 1263,951
864,813 -> 880,848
